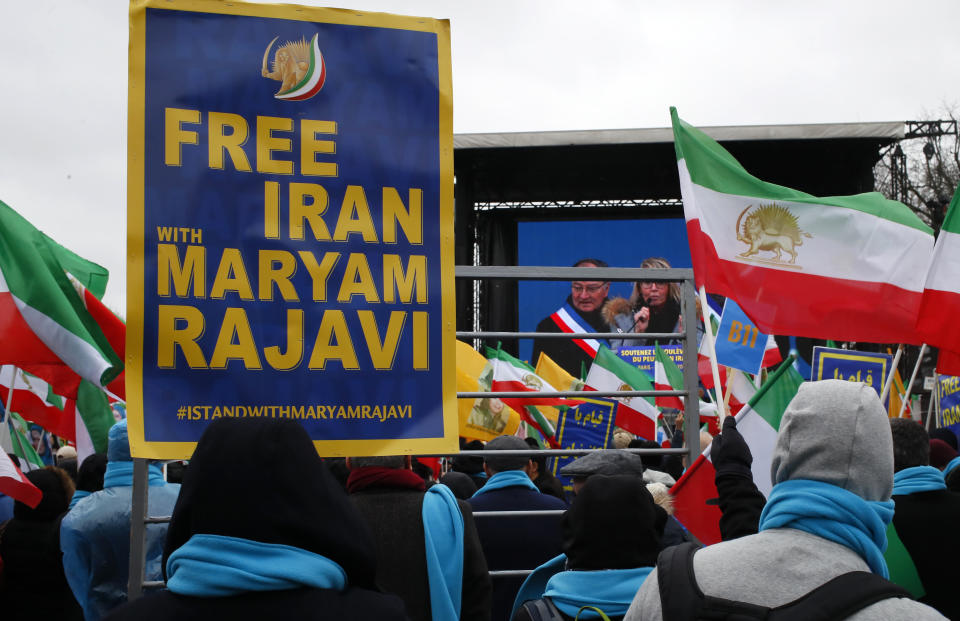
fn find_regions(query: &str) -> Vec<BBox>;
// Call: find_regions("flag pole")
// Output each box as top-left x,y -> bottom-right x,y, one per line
926,376 -> 938,431
0,366 -> 17,454
723,368 -> 736,413
697,286 -> 728,422
879,344 -> 904,405
898,344 -> 927,419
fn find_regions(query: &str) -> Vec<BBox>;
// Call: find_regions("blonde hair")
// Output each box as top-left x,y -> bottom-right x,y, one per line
629,257 -> 681,307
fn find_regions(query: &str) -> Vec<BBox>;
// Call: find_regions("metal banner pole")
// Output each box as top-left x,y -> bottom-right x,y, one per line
127,458 -> 150,601
683,280 -> 702,467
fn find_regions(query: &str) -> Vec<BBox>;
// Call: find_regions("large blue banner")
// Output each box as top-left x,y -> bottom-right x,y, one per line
127,2 -> 455,458
550,398 -> 616,496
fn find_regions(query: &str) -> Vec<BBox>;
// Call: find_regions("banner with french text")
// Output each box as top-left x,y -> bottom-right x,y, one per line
811,347 -> 892,407
616,345 -> 684,375
127,0 -> 455,458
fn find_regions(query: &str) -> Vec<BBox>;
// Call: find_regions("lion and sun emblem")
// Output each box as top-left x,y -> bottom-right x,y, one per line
735,203 -> 812,267
261,34 -> 326,101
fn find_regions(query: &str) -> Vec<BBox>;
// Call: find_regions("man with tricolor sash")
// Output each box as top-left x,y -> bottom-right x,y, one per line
531,259 -> 611,377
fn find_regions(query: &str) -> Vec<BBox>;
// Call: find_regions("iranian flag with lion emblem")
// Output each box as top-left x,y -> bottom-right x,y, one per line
671,107 -> 933,344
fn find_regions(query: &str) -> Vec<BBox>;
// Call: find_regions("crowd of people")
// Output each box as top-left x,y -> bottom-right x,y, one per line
1,377 -> 958,620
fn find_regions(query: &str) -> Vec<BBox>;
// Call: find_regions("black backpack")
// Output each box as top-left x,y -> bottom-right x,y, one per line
658,542 -> 912,621
521,598 -> 616,621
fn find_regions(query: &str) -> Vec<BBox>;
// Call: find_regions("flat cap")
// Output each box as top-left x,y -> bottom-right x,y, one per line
559,449 -> 645,479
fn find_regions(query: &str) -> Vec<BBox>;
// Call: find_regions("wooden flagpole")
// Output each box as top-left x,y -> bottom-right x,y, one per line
879,344 -> 904,405
698,285 -> 728,422
898,344 -> 927,419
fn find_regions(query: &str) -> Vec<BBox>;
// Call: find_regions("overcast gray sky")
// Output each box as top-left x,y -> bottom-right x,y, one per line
2,0 -> 959,313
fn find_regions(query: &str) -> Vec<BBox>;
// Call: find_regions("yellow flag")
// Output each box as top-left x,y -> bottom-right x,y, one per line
534,352 -> 585,425
456,341 -> 521,441
456,339 -> 488,378
886,348 -> 909,418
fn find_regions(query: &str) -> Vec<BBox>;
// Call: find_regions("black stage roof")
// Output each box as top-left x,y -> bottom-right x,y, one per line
453,121 -> 903,204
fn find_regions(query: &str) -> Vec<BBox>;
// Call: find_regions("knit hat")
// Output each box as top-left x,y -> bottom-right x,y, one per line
930,427 -> 959,451
930,439 -> 959,470
56,445 -> 77,461
483,435 -> 531,472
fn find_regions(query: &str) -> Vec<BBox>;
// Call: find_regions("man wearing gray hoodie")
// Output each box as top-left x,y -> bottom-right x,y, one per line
625,380 -> 946,620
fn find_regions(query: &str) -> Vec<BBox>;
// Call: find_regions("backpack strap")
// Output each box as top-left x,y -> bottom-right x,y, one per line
575,606 -> 612,621
657,541 -> 777,620
522,598 -> 566,621
768,571 -> 912,621
657,542 -> 754,621
658,543 -> 910,621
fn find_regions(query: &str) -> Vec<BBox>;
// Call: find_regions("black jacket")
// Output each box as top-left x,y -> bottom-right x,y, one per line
104,418 -> 408,621
891,488 -> 960,619
350,486 -> 492,621
0,468 -> 82,620
104,586 -> 408,621
469,481 -> 568,621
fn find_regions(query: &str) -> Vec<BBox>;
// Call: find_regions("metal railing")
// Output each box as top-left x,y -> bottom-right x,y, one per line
128,265 -> 702,596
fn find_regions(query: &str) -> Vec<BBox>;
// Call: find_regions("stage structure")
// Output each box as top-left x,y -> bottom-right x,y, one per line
453,121 -> 907,354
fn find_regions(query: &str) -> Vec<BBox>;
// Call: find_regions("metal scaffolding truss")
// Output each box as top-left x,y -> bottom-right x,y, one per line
474,198 -> 683,211
905,120 -> 958,139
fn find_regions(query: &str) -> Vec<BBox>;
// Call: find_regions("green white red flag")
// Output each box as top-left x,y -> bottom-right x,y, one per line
70,380 -> 116,464
585,345 -> 659,440
73,280 -> 126,400
485,347 -> 580,410
0,366 -> 71,439
654,344 -> 684,410
0,366 -> 114,465
671,108 -> 933,344
484,347 -> 579,445
0,200 -> 122,398
8,411 -> 45,469
670,358 -> 804,544
0,450 -> 42,508
916,183 -> 960,375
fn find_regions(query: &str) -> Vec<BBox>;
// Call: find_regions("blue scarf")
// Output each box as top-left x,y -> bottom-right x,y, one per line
544,567 -> 654,618
166,534 -> 347,597
69,489 -> 91,509
422,483 -> 464,621
943,456 -> 960,478
758,479 -> 894,578
511,554 -> 568,620
102,461 -> 166,488
471,470 -> 539,497
892,465 -> 946,496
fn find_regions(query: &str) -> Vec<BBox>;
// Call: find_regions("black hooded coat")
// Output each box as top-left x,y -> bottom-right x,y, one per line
0,467 -> 83,620
104,418 -> 408,621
